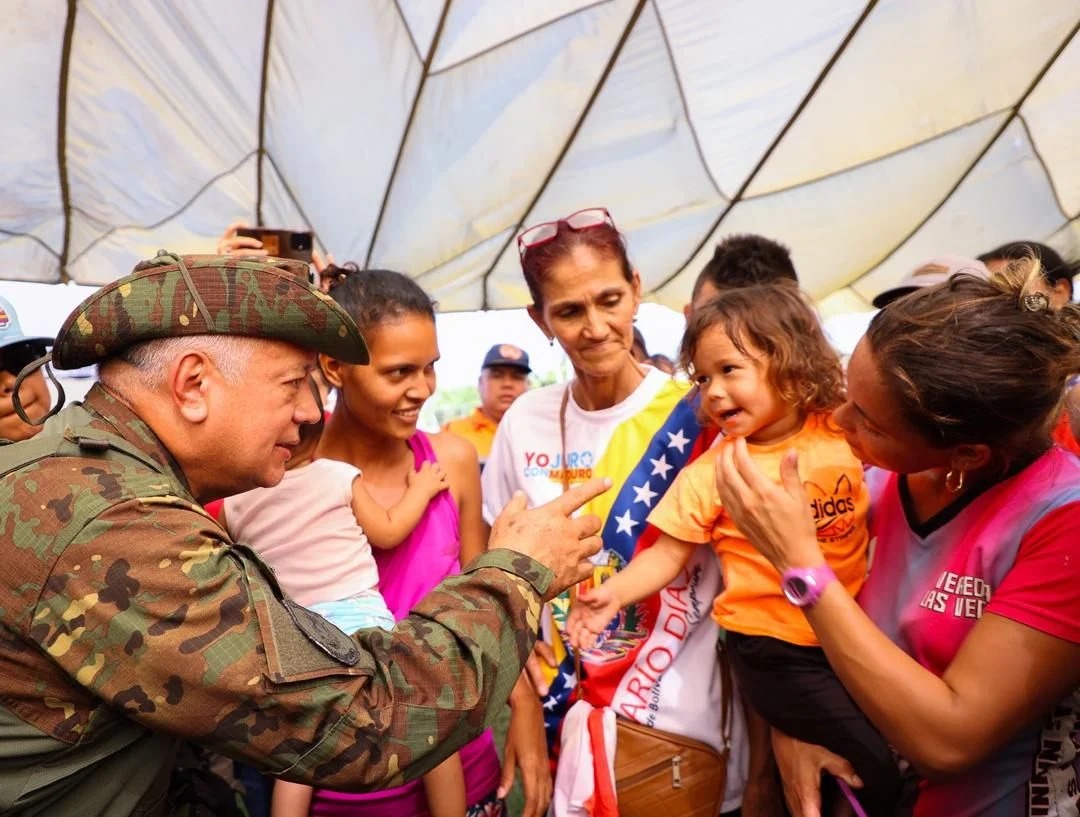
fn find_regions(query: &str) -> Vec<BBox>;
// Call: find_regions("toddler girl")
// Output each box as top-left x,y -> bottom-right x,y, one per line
568,282 -> 900,816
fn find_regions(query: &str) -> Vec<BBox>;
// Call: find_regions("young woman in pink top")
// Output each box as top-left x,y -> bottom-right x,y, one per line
715,263 -> 1080,817
313,266 -> 548,817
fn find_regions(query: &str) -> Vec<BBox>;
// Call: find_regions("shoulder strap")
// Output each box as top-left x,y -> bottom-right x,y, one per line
0,403 -> 167,481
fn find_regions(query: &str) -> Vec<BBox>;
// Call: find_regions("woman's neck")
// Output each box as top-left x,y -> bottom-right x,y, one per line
316,405 -> 412,477
571,357 -> 646,411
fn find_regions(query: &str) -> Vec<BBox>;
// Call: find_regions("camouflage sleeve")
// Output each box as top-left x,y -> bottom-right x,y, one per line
32,498 -> 550,790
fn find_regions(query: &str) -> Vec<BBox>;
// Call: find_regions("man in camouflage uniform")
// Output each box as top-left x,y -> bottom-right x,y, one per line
0,252 -> 607,817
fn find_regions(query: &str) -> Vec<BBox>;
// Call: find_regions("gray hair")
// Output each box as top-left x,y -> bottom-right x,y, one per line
99,335 -> 258,393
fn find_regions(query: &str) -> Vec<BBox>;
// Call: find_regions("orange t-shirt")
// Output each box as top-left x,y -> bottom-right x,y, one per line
442,407 -> 498,464
647,412 -> 869,646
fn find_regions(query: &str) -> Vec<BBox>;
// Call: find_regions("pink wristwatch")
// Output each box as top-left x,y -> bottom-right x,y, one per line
781,564 -> 837,608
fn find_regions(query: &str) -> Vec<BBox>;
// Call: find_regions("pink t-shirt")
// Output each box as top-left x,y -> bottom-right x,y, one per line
310,432 -> 500,817
859,448 -> 1080,817
224,459 -> 379,608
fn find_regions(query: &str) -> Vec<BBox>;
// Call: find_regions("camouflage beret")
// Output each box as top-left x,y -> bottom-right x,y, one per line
51,251 -> 369,369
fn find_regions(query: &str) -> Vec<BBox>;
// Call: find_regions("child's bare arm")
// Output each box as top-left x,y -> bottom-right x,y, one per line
422,751 -> 467,817
568,533 -> 696,650
271,779 -> 314,817
351,463 -> 449,549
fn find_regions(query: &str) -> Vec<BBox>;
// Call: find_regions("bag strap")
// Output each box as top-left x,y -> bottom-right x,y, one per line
559,386 -> 584,682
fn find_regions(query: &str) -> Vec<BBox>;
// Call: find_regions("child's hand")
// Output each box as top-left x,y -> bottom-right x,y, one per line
566,584 -> 622,652
407,461 -> 449,499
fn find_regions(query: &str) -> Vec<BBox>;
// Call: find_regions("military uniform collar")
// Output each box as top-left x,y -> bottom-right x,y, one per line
81,383 -> 193,495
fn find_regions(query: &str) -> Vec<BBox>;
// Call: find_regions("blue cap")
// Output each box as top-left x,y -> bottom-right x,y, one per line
482,343 -> 530,373
0,295 -> 53,352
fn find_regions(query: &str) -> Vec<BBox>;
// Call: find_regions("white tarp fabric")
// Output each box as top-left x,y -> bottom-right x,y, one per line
2,0 -> 1078,314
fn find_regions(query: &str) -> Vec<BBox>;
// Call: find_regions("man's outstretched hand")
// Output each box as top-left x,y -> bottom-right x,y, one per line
489,478 -> 610,601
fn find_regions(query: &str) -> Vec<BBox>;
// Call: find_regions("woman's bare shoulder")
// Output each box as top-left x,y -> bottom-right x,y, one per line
427,429 -> 480,470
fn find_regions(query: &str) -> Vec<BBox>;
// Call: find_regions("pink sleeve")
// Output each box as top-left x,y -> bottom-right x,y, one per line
986,502 -> 1080,644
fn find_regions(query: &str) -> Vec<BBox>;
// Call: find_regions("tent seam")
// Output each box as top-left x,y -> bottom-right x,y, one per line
66,150 -> 258,267
844,18 -> 1079,292
479,0 -> 649,310
255,0 -> 276,226
739,108 -> 1006,202
392,0 -> 424,61
364,0 -> 454,267
652,0 -> 726,199
56,0 -> 78,284
0,230 -> 62,260
427,0 -> 616,77
1016,113 -> 1070,223
648,0 -> 881,296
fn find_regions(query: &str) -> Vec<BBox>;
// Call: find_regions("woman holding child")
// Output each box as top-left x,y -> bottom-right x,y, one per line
715,266 -> 1080,816
298,265 -> 547,817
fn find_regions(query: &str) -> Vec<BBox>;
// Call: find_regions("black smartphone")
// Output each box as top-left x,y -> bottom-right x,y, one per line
236,227 -> 314,263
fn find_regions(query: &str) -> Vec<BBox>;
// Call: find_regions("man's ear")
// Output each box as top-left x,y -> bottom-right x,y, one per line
320,354 -> 345,389
170,352 -> 212,424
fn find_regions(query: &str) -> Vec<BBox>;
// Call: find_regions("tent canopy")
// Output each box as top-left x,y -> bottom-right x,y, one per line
3,0 -> 1078,315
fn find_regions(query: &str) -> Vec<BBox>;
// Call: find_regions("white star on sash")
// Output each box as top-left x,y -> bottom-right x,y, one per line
561,669 -> 577,687
632,480 -> 658,507
650,454 -> 674,480
666,428 -> 690,454
614,509 -> 639,535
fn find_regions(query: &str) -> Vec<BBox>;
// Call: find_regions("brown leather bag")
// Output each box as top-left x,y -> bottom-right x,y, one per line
612,648 -> 734,817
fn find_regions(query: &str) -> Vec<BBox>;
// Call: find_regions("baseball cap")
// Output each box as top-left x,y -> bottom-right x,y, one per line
0,295 -> 53,352
482,343 -> 531,373
51,251 -> 369,370
871,254 -> 992,309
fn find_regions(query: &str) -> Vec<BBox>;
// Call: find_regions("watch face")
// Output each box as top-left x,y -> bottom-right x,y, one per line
785,576 -> 810,602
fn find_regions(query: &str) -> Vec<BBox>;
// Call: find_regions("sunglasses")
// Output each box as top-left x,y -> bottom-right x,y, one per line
517,207 -> 616,259
0,341 -> 49,377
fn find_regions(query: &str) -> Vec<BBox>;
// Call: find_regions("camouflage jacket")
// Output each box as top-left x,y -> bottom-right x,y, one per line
0,384 -> 548,817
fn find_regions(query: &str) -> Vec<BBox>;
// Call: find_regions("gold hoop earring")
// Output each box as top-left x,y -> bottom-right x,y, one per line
945,469 -> 965,493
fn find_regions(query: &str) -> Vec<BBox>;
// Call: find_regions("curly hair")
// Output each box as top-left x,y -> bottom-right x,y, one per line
680,281 -> 844,416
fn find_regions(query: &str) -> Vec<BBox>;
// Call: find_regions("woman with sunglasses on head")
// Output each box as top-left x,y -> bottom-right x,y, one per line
0,295 -> 53,443
482,209 -> 765,817
714,264 -> 1080,817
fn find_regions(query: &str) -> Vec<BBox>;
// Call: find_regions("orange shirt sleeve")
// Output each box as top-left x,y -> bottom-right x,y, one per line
647,449 -> 720,544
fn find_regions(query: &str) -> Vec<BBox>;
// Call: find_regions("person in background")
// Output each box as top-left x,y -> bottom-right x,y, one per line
978,241 -> 1076,308
686,234 -> 799,316
443,344 -> 531,470
0,294 -> 53,442
482,207 -> 758,816
870,255 -> 991,310
645,353 -> 675,375
630,326 -> 649,362
977,242 -> 1080,455
717,263 -> 1080,817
